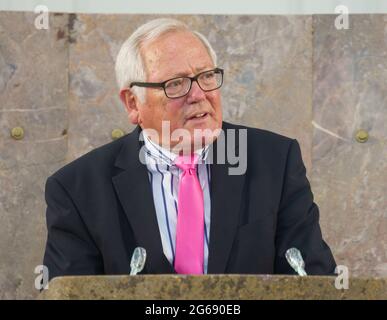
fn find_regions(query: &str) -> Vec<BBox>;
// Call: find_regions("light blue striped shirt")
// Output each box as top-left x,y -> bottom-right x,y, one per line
143,133 -> 211,273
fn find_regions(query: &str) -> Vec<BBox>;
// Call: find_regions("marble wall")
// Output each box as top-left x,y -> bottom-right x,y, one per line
0,12 -> 385,299
312,15 -> 386,278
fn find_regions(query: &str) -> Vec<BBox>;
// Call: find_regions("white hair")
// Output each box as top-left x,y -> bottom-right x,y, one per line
115,18 -> 218,103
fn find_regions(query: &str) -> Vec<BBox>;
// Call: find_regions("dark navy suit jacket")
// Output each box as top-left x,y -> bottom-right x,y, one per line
43,122 -> 336,279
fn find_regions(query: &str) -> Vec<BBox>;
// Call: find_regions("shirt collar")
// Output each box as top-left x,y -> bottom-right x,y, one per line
142,130 -> 209,167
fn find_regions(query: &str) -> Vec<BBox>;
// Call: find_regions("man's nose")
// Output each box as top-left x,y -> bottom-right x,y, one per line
186,80 -> 206,104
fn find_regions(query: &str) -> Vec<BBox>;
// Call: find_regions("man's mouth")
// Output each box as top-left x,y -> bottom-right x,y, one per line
187,112 -> 209,121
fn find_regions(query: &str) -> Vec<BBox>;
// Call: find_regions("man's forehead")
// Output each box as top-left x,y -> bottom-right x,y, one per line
141,31 -> 213,79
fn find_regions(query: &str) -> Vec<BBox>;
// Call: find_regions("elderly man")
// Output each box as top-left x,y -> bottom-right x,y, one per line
43,18 -> 336,279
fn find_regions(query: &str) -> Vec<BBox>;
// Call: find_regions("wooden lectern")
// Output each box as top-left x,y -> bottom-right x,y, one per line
39,275 -> 386,299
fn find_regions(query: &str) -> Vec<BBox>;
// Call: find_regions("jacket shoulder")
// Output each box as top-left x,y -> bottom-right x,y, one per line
49,132 -> 130,187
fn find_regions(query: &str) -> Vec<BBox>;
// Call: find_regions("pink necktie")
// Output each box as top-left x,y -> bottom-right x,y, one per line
174,154 -> 204,274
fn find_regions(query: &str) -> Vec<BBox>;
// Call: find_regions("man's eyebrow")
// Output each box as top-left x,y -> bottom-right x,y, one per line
171,66 -> 213,78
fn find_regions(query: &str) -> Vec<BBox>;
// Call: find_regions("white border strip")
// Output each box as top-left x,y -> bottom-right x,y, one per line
0,0 -> 386,14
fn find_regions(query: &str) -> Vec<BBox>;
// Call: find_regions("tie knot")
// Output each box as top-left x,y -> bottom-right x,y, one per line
175,154 -> 199,171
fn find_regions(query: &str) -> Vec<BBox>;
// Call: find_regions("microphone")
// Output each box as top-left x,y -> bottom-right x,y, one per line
285,247 -> 307,276
130,247 -> 147,275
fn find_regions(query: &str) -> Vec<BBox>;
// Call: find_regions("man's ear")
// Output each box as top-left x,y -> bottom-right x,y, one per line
119,89 -> 141,125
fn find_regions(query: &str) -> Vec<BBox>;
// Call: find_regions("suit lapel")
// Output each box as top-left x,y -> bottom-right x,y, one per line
112,126 -> 175,274
207,123 -> 246,273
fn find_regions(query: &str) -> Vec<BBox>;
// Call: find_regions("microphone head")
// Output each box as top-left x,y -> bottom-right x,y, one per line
130,247 -> 147,275
285,247 -> 307,276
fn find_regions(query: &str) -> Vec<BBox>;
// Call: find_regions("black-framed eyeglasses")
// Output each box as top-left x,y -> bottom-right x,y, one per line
129,68 -> 224,99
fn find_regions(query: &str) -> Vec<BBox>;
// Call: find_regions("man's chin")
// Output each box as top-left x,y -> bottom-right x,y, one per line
169,128 -> 220,154
190,127 -> 221,150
